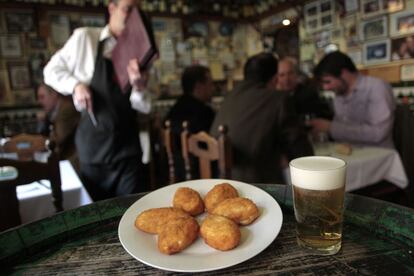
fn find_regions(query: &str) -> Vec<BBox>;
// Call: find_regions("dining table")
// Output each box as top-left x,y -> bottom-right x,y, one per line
1,183 -> 413,275
285,143 -> 409,192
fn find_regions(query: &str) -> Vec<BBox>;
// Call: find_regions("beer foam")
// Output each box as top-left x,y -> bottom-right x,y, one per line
290,156 -> 346,190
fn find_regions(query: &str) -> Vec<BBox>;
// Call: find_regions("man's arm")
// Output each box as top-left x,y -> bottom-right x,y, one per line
43,29 -> 84,95
330,83 -> 394,144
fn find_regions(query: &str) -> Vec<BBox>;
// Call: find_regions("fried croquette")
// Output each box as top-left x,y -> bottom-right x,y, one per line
212,197 -> 260,225
200,215 -> 241,251
135,207 -> 190,234
158,216 -> 200,255
204,183 -> 239,213
173,187 -> 205,216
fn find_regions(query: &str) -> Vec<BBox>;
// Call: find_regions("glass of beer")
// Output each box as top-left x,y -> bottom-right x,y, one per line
290,156 -> 346,255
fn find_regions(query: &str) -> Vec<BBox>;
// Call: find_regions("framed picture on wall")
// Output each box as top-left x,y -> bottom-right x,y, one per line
400,64 -> 414,81
347,49 -> 363,65
391,35 -> 414,60
360,16 -> 388,41
7,62 -> 32,90
80,15 -> 106,27
390,11 -> 414,37
304,0 -> 335,33
344,0 -> 359,14
363,39 -> 390,65
360,0 -> 382,18
0,34 -> 22,58
50,14 -> 71,48
5,11 -> 36,33
382,0 -> 404,13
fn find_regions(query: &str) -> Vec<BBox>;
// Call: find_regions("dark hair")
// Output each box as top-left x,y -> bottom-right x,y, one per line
243,52 -> 278,84
313,51 -> 357,79
181,65 -> 210,95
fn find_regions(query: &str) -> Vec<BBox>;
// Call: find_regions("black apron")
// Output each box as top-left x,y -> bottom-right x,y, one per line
75,39 -> 145,200
75,39 -> 142,165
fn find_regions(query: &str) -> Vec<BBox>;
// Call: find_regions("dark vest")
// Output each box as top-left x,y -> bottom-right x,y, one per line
75,39 -> 141,164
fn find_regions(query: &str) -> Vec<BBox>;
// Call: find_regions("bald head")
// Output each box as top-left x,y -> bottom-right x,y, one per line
276,57 -> 299,92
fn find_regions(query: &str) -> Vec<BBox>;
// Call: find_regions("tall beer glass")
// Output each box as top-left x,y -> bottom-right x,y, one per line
290,156 -> 346,255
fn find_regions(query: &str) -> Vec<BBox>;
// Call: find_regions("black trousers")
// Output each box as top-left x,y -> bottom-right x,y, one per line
80,156 -> 147,201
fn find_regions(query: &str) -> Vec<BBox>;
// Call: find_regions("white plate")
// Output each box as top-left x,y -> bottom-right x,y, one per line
118,179 -> 283,273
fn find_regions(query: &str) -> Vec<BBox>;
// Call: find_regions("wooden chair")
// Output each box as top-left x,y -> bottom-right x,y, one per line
0,133 -> 63,231
181,121 -> 232,179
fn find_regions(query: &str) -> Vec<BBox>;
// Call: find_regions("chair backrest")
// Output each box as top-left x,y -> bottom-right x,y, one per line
0,133 -> 63,231
181,121 -> 232,179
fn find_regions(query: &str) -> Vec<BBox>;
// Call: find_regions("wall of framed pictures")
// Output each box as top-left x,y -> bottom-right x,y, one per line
0,3 -> 107,106
293,0 -> 414,83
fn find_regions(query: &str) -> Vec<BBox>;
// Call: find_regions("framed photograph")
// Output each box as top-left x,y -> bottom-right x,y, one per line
345,0 -> 359,14
304,0 -> 335,33
360,16 -> 388,41
7,62 -> 32,90
360,0 -> 382,18
382,0 -> 404,13
50,14 -> 71,48
348,49 -> 363,65
391,35 -> 414,60
400,64 -> 414,81
344,16 -> 360,48
29,37 -> 47,50
363,39 -> 390,65
80,15 -> 106,27
0,34 -> 22,58
390,11 -> 414,37
5,11 -> 35,33
184,21 -> 209,38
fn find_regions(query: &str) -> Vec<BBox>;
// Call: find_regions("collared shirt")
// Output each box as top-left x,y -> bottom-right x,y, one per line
330,74 -> 395,148
43,25 -> 151,114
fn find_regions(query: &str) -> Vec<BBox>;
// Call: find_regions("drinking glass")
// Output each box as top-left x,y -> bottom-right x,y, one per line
289,156 -> 346,255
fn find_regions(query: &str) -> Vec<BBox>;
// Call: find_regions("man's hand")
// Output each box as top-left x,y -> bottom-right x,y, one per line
127,58 -> 148,91
308,118 -> 331,134
73,83 -> 93,112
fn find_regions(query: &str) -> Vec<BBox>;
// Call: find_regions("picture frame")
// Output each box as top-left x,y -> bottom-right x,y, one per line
360,0 -> 382,18
400,64 -> 414,81
7,62 -> 32,90
344,0 -> 359,14
347,49 -> 363,65
363,39 -> 390,65
50,14 -> 71,48
391,35 -> 414,60
360,16 -> 388,41
382,0 -> 404,13
29,37 -> 47,50
344,16 -> 360,48
5,11 -> 36,33
304,0 -> 335,33
80,15 -> 106,28
390,11 -> 414,37
184,21 -> 209,38
0,34 -> 23,58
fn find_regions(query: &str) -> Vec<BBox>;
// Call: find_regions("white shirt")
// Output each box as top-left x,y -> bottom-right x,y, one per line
43,25 -> 151,114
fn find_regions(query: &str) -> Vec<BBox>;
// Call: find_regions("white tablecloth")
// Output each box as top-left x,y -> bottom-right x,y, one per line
285,144 -> 408,192
16,160 -> 93,224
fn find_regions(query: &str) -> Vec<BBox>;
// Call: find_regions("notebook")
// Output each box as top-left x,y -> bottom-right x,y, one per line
112,7 -> 158,92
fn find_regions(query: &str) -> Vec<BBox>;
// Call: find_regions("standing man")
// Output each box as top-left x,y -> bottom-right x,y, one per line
211,53 -> 313,184
309,51 -> 395,148
44,0 -> 154,200
277,57 -> 333,119
37,83 -> 80,173
164,65 -> 215,181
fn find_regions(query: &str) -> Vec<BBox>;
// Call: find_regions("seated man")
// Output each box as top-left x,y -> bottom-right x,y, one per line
37,83 -> 81,172
164,65 -> 215,180
309,51 -> 395,148
210,53 -> 313,184
277,57 -> 333,119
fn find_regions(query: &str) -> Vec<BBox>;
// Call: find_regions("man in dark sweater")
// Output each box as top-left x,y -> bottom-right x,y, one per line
165,65 -> 215,180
